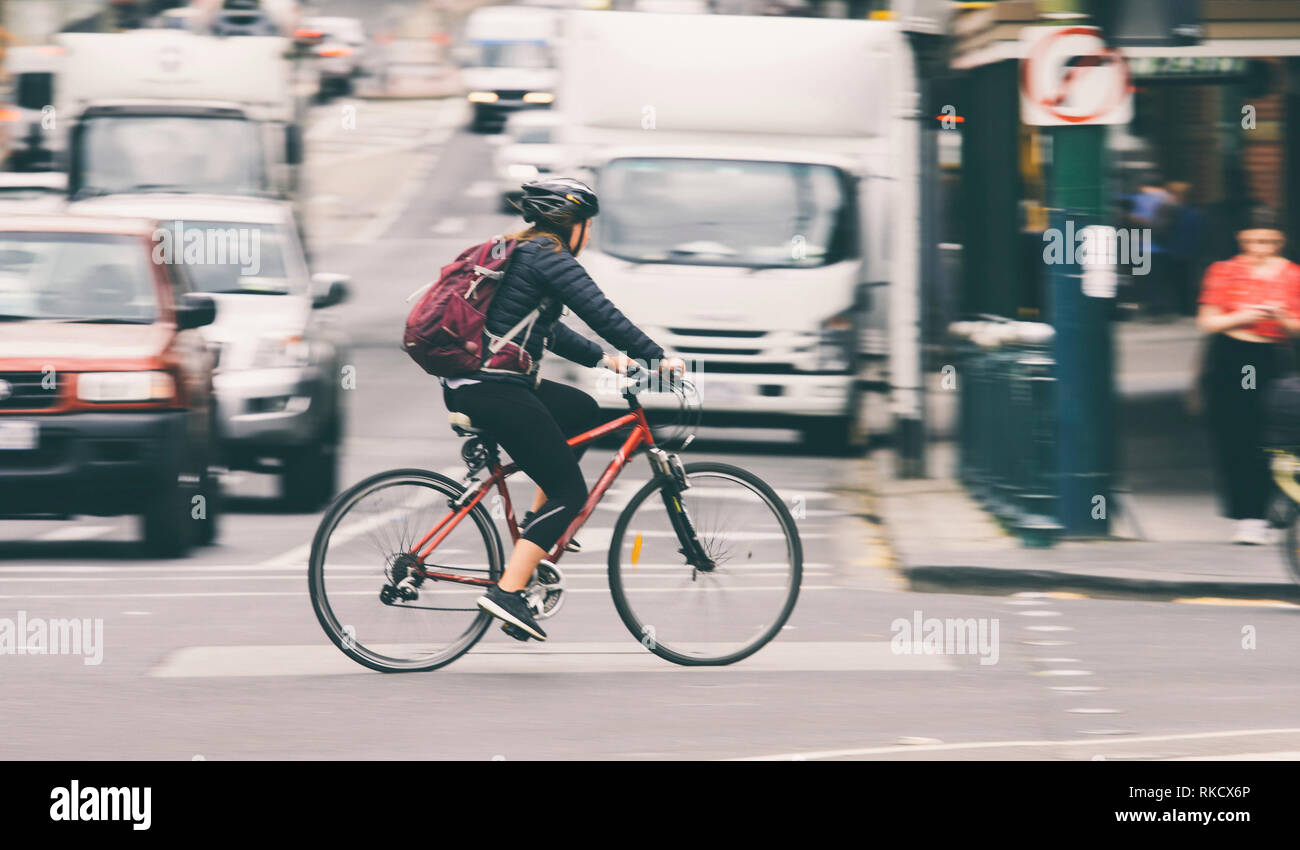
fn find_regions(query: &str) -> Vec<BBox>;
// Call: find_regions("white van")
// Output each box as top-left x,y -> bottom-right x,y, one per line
458,5 -> 559,133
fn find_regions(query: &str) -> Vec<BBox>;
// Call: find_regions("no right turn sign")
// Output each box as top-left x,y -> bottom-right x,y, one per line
1020,26 -> 1133,126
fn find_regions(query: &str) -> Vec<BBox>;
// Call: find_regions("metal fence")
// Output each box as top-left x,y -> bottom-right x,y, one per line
950,317 -> 1062,547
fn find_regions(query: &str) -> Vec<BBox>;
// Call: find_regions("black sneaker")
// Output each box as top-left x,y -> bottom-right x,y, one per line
477,584 -> 547,641
522,510 -> 580,553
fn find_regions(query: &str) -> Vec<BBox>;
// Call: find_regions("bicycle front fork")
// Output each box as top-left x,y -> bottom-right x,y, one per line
647,448 -> 714,573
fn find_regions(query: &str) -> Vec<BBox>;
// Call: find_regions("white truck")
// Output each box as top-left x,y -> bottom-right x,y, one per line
54,29 -> 303,204
549,10 -> 919,450
458,4 -> 559,133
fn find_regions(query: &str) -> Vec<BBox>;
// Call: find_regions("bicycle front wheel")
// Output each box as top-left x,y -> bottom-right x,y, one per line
608,461 -> 802,666
309,468 -> 504,672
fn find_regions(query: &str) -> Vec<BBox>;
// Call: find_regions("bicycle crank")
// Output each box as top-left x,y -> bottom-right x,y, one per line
522,559 -> 566,620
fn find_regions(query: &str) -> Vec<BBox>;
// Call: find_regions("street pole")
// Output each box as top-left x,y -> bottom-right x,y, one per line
1040,0 -> 1115,536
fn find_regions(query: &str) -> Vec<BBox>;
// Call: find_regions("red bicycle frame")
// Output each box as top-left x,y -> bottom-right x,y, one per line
406,401 -> 658,588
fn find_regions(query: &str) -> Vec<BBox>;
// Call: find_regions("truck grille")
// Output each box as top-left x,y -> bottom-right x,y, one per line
0,372 -> 61,411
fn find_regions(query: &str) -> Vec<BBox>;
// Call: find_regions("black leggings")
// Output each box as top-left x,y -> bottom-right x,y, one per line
444,379 -> 602,550
1203,335 -> 1282,520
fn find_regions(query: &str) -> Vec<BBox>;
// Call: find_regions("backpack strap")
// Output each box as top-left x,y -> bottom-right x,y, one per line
486,307 -> 541,355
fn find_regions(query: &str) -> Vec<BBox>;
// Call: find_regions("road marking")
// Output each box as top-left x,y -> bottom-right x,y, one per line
1024,625 -> 1074,632
150,640 -> 957,678
0,585 -> 841,601
1017,610 -> 1062,617
1173,597 -> 1299,608
1067,708 -> 1120,714
1048,686 -> 1105,692
734,728 -> 1300,761
1034,669 -> 1093,677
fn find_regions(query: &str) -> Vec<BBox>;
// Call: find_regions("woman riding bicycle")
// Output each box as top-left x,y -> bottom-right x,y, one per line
444,177 -> 683,641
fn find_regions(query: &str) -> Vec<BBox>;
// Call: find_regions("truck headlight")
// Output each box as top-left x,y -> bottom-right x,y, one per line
77,371 -> 175,403
522,92 -> 554,104
251,334 -> 312,370
467,91 -> 499,103
814,311 -> 854,373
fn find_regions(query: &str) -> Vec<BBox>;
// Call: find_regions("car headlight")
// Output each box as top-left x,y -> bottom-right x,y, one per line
813,311 -> 854,373
467,91 -> 499,103
77,371 -> 175,403
251,334 -> 312,370
522,91 -> 554,104
507,163 -> 540,179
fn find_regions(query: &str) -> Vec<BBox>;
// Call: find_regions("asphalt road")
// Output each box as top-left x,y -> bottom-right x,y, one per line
2,76 -> 1299,760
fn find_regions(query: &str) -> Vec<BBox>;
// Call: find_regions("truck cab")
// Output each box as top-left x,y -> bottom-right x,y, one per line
458,5 -> 559,133
56,30 -> 303,204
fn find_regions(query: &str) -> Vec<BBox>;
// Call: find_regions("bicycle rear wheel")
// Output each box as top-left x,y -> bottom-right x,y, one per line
608,461 -> 802,666
308,468 -> 503,672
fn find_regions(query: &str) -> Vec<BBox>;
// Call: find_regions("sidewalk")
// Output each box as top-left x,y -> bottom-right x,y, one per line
848,444 -> 1300,603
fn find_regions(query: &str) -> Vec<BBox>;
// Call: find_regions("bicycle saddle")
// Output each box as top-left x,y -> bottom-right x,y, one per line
448,412 -> 484,437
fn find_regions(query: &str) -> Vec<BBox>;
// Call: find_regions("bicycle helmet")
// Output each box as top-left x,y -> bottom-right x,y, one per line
517,177 -> 599,227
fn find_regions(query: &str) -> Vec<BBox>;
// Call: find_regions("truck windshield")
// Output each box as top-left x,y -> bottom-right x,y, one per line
473,41 -> 553,69
77,115 -> 266,197
598,158 -> 853,268
0,232 -> 156,323
168,221 -> 298,296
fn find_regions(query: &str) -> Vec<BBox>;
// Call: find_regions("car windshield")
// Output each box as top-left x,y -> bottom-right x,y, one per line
598,158 -> 853,268
474,40 -> 552,69
161,220 -> 298,295
78,115 -> 267,197
0,232 -> 157,323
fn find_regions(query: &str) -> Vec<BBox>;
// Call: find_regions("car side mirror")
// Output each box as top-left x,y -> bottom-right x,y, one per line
312,273 -> 350,308
176,293 -> 217,330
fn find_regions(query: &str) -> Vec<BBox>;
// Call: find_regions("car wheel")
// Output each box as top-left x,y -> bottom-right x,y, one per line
282,437 -> 339,512
140,470 -> 193,558
801,417 -> 856,457
194,461 -> 222,546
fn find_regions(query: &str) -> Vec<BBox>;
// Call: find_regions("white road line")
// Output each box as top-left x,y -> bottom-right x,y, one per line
735,728 -> 1300,762
0,586 -> 841,601
150,640 -> 956,678
1166,751 -> 1300,761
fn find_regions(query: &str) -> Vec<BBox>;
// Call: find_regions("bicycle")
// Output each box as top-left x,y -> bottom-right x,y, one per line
308,363 -> 804,671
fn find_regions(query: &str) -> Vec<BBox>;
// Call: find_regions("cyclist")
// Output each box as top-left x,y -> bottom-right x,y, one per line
444,177 -> 683,641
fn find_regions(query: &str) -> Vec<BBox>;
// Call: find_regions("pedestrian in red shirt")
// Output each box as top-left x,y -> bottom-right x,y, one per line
1197,208 -> 1300,544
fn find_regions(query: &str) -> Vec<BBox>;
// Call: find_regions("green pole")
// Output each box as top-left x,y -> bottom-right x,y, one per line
1038,0 -> 1116,536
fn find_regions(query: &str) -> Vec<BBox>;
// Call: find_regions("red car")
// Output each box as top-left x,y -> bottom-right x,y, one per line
0,214 -> 220,556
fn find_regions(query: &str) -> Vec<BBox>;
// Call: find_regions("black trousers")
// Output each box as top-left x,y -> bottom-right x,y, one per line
1204,335 -> 1282,520
444,379 -> 603,550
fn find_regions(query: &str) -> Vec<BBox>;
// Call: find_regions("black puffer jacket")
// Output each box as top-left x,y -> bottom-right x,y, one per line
469,237 -> 665,386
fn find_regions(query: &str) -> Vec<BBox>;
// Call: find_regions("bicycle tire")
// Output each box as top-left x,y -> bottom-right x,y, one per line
607,461 -> 803,666
308,468 -> 504,673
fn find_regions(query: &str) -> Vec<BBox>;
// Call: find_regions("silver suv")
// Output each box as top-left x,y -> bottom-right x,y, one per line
70,193 -> 350,510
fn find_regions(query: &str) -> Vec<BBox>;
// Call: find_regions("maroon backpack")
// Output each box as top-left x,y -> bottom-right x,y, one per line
403,237 -> 540,378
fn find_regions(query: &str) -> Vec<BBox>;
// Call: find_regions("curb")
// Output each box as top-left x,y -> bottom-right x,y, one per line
905,564 -> 1300,602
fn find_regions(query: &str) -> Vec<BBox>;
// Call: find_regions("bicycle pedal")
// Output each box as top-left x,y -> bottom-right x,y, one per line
501,623 -> 531,642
